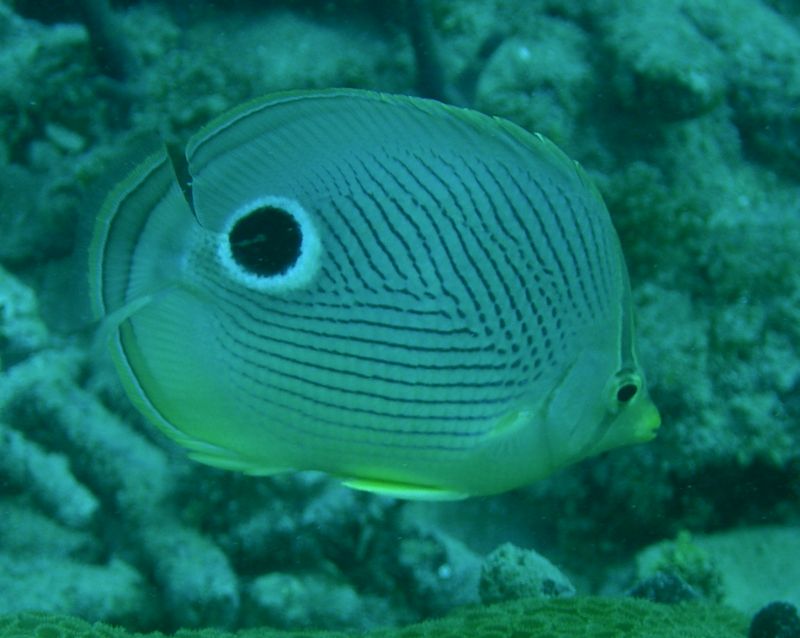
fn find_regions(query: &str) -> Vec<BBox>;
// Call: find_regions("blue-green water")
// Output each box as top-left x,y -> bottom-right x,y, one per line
0,1 -> 798,636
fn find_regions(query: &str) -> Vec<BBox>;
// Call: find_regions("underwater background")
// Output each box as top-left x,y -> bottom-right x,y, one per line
0,1 -> 798,636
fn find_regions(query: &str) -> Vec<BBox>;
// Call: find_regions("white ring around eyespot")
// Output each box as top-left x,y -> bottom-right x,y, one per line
217,195 -> 321,293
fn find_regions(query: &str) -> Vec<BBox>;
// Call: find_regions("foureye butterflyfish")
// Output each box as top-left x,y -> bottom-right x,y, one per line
89,89 -> 660,500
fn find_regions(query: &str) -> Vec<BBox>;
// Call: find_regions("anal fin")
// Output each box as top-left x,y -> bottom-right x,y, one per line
340,477 -> 468,501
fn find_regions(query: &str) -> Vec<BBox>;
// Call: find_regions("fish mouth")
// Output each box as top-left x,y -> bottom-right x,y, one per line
582,392 -> 661,459
633,399 -> 661,442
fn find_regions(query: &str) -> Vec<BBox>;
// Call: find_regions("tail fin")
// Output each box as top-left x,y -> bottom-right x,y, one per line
88,148 -> 195,322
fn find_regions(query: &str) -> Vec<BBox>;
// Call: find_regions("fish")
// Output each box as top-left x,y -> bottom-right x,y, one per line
88,89 -> 660,500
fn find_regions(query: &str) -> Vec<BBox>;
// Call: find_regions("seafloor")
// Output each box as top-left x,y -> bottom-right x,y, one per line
0,1 -> 798,637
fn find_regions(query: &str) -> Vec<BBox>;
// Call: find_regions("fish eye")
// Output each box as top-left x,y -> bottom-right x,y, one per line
616,382 -> 638,403
606,370 -> 642,411
229,206 -> 301,277
218,195 -> 321,292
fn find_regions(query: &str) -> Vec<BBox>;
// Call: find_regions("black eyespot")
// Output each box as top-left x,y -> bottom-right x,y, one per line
229,206 -> 302,277
616,383 -> 638,403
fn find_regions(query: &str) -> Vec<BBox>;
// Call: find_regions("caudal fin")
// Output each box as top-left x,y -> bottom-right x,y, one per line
88,149 -> 195,321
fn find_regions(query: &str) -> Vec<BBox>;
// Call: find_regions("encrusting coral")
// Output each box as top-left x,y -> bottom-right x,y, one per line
0,597 -> 749,638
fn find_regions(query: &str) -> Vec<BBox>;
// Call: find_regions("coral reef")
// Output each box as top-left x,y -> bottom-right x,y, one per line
634,526 -> 800,626
636,531 -> 724,603
479,542 -> 575,604
469,0 -> 800,566
749,602 -> 800,638
0,597 -> 750,638
628,571 -> 703,605
682,527 -> 800,615
0,0 -> 798,634
0,340 -> 238,628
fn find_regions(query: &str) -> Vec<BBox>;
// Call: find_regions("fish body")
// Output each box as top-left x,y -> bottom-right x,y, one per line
89,89 -> 659,500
